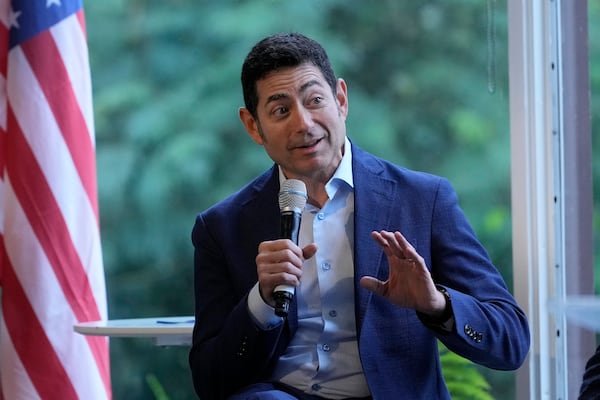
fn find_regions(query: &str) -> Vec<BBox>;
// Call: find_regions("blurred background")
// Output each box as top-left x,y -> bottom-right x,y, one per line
83,1 -> 600,398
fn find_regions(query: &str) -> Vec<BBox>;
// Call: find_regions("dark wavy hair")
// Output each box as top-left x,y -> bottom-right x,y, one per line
241,33 -> 337,118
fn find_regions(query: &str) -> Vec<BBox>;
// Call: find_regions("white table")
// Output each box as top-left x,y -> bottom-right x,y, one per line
74,316 -> 194,346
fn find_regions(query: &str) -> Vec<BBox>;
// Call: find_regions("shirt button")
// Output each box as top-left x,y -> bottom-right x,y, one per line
317,212 -> 325,220
329,310 -> 337,317
322,344 -> 331,352
311,383 -> 322,391
322,262 -> 331,271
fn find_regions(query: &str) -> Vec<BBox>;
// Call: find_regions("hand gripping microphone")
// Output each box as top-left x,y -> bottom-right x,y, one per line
274,179 -> 307,317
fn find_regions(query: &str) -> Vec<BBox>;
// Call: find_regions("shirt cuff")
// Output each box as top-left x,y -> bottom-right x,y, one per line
247,283 -> 284,330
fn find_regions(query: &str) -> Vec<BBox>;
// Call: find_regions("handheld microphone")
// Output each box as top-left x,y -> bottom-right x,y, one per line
274,179 -> 307,317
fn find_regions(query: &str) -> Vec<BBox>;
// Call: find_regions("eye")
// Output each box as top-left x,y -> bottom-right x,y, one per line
273,106 -> 289,116
311,96 -> 324,105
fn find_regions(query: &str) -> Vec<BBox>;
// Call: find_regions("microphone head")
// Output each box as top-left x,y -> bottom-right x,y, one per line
278,179 -> 308,213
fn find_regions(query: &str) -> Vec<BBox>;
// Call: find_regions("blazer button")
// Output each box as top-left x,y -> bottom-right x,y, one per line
464,324 -> 473,335
236,336 -> 249,356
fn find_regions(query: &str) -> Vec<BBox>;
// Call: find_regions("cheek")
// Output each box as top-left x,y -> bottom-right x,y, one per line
262,137 -> 285,155
262,146 -> 287,166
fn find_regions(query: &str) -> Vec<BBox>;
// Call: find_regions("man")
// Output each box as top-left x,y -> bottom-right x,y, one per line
189,32 -> 530,400
580,345 -> 600,399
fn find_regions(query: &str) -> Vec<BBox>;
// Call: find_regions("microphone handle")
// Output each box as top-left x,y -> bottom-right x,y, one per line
280,210 -> 301,244
274,210 -> 302,317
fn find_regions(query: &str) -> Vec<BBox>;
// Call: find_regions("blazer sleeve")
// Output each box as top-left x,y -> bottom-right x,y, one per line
428,178 -> 530,370
579,345 -> 600,399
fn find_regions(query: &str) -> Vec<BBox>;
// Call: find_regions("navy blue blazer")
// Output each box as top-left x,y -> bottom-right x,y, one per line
189,142 -> 530,400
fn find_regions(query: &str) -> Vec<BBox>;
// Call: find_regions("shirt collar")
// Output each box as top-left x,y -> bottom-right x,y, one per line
327,136 -> 354,194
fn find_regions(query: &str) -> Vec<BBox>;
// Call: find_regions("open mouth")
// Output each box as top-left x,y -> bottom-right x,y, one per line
296,137 -> 323,149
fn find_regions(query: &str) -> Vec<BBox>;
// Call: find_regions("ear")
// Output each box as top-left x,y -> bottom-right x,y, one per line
335,78 -> 349,118
239,107 -> 264,145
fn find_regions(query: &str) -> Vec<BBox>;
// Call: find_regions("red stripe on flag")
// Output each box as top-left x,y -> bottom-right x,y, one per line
0,22 -> 8,77
5,104 -> 101,324
0,236 -> 79,399
19,30 -> 99,219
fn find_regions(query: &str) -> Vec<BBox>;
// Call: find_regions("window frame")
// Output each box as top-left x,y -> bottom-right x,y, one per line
508,1 -> 594,398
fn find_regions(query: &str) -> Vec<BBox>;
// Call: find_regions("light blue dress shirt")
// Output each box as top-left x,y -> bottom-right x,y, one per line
247,137 -> 370,399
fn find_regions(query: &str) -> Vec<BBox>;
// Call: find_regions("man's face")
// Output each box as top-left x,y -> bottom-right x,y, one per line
240,63 -> 349,183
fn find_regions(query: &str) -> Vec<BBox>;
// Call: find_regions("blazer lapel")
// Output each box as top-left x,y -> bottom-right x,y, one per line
351,145 -> 397,330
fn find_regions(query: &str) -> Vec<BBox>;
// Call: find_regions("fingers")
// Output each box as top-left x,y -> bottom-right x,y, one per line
359,276 -> 386,296
258,239 -> 303,259
371,230 -> 412,257
391,231 -> 420,261
370,231 -> 395,259
256,239 -> 317,305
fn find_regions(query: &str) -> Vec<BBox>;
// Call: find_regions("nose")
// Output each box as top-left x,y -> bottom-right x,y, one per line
290,105 -> 314,133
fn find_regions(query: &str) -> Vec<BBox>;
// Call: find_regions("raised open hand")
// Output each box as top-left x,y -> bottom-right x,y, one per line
360,230 -> 446,316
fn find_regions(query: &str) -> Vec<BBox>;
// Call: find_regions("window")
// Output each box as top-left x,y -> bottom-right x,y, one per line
88,1 -> 525,398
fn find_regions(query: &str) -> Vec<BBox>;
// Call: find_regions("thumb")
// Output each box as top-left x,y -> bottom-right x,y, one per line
360,276 -> 386,296
302,243 -> 318,260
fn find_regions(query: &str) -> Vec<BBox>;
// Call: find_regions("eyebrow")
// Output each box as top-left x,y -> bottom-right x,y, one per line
265,79 -> 324,105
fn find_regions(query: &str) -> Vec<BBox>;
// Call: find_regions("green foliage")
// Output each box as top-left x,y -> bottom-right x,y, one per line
438,342 -> 494,400
145,373 -> 170,400
440,342 -> 494,400
590,1 -> 600,295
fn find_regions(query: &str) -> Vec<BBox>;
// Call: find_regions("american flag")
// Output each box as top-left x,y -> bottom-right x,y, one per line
0,0 -> 111,399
